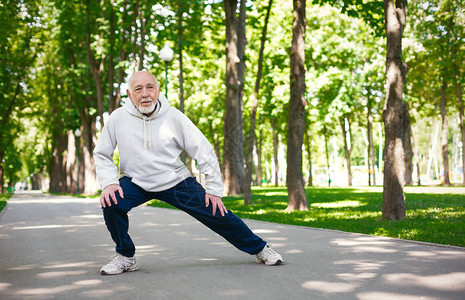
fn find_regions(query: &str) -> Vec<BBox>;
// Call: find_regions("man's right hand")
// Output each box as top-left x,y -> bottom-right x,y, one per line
100,184 -> 124,208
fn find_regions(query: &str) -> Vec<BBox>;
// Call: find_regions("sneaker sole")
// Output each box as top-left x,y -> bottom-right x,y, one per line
256,259 -> 283,266
100,265 -> 138,275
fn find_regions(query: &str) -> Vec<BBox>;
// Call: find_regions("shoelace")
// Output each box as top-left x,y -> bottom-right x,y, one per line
260,246 -> 277,259
109,254 -> 130,268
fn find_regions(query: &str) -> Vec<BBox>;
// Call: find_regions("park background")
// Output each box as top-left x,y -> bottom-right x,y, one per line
1,1 -> 464,245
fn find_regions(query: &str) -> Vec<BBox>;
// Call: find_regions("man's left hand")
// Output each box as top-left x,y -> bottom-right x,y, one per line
205,193 -> 228,217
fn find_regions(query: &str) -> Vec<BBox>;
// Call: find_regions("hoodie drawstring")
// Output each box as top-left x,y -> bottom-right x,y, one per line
143,117 -> 152,149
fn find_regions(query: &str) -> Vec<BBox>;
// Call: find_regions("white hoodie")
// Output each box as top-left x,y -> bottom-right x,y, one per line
93,94 -> 224,197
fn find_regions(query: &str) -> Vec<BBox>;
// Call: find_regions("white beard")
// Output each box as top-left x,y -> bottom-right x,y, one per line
138,99 -> 156,114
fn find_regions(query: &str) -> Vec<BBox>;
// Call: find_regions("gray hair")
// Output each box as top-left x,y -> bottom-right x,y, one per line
128,70 -> 160,94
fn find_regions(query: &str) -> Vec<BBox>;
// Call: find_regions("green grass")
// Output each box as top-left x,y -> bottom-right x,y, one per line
148,186 -> 465,248
0,193 -> 11,213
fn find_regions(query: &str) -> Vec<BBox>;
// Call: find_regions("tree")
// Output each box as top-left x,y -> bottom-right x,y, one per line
382,0 -> 408,220
440,78 -> 451,185
223,0 -> 247,195
286,0 -> 308,211
407,0 -> 464,186
244,0 -> 273,204
0,0 -> 39,192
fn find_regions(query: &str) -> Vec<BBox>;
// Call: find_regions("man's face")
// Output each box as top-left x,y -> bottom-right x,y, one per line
127,71 -> 160,114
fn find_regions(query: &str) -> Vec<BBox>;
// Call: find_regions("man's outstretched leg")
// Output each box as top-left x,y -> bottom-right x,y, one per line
154,177 -> 283,265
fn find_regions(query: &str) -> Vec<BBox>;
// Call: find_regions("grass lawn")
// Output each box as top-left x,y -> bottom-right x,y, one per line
148,186 -> 465,248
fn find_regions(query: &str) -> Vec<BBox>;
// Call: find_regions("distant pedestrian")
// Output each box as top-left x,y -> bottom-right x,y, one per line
93,70 -> 283,275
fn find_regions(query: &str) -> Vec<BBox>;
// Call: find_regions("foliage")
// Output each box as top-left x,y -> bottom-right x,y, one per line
148,186 -> 465,247
0,193 -> 11,213
1,0 -> 463,194
311,0 -> 384,36
0,0 -> 41,189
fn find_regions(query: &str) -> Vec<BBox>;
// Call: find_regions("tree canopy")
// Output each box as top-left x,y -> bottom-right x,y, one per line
1,0 -> 464,215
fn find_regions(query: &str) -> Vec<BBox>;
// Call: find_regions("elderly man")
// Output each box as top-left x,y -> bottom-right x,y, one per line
94,70 -> 283,275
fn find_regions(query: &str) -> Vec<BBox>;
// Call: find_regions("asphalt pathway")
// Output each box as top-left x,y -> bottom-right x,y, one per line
0,191 -> 464,300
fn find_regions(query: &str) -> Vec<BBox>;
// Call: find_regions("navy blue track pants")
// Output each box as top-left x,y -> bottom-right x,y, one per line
102,176 -> 266,257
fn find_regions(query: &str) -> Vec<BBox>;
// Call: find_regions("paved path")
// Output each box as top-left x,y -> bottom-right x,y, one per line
0,191 -> 464,300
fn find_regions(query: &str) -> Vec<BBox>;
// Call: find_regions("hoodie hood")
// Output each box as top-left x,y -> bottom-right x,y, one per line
123,93 -> 170,120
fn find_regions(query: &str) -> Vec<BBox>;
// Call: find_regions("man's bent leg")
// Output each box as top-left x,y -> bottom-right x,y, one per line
102,176 -> 148,257
154,177 -> 266,255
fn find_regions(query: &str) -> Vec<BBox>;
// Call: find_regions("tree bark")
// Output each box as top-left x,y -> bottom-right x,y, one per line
286,0 -> 308,211
223,0 -> 246,195
49,132 -> 68,193
382,0 -> 407,220
340,117 -> 353,186
244,0 -> 272,204
440,78 -> 451,185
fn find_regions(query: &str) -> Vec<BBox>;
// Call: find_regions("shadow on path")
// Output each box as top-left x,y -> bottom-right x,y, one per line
0,191 -> 464,299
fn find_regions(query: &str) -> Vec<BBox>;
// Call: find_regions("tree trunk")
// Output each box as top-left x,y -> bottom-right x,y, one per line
244,103 -> 257,203
305,130 -> 313,186
427,124 -> 439,180
79,106 -> 99,196
178,0 -> 185,114
286,0 -> 307,211
108,0 -> 129,113
440,78 -> 451,185
131,3 -> 139,71
138,1 -> 149,71
403,104 -> 413,185
223,0 -> 246,195
324,126 -> 331,187
66,130 -> 78,193
271,119 -> 279,187
256,128 -> 263,186
382,0 -> 407,220
367,97 -> 376,185
410,125 -> 421,186
244,0 -> 272,204
456,83 -> 465,185
0,152 -> 4,193
177,0 -> 187,164
85,0 -> 104,130
340,117 -> 353,186
108,0 -> 116,112
0,81 -> 21,193
49,132 -> 68,193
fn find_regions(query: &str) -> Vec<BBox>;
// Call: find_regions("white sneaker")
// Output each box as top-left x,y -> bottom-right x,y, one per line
256,245 -> 283,265
100,253 -> 138,275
